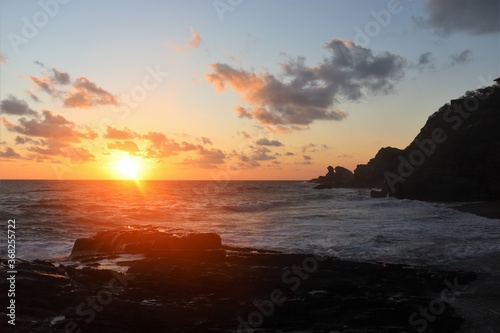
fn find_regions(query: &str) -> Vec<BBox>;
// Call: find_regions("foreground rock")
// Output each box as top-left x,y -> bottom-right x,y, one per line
1,227 -> 477,332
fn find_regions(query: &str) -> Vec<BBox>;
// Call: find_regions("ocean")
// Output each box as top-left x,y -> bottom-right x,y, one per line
1,180 -> 500,271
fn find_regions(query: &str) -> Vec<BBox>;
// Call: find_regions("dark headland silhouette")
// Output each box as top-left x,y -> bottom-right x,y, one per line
311,83 -> 500,203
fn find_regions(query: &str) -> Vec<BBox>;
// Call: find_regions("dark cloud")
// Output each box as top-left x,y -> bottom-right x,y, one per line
197,136 -> 213,145
284,151 -> 295,156
252,146 -> 276,161
255,138 -> 283,146
301,155 -> 313,165
206,39 -> 405,131
0,147 -> 21,159
0,95 -> 38,117
107,140 -> 140,153
414,0 -> 500,36
104,126 -> 138,140
15,135 -> 45,145
51,68 -> 71,85
450,50 -> 473,65
416,52 -> 435,70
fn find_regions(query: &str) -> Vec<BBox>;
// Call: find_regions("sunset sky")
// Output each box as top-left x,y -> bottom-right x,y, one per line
0,0 -> 498,180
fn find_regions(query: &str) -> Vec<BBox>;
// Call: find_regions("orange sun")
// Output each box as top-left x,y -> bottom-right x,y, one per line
114,156 -> 143,180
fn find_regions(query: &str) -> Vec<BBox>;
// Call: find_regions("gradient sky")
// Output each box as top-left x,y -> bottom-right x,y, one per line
0,0 -> 499,180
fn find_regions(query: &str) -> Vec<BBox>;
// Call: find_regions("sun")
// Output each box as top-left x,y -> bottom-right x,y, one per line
114,155 -> 143,180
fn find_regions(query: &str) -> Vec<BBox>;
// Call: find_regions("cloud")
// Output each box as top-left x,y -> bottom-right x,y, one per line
51,68 -> 71,85
0,147 -> 21,159
29,75 -> 58,96
183,145 -> 226,169
27,145 -> 95,162
143,131 -> 197,158
64,77 -> 118,108
414,0 -> 500,36
188,27 -> 203,49
173,27 -> 203,53
206,39 -> 405,131
0,95 -> 38,117
197,136 -> 213,145
2,109 -> 97,163
0,52 -> 5,64
416,52 -> 435,70
284,151 -> 295,156
301,155 -> 313,165
2,110 -> 97,143
15,135 -> 45,145
301,143 -> 317,153
25,91 -> 40,102
28,65 -> 117,108
252,146 -> 276,161
107,140 -> 140,153
237,131 -> 252,139
104,126 -> 138,140
450,49 -> 473,65
255,138 -> 283,146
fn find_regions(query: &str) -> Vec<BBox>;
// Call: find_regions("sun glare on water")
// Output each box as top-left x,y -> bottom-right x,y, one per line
114,156 -> 143,180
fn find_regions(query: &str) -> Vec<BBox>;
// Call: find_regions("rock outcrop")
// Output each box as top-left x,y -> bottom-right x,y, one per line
310,165 -> 355,189
312,84 -> 500,201
0,227 -> 477,332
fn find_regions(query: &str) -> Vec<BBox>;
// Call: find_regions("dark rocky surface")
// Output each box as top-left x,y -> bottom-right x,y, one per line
1,227 -> 477,333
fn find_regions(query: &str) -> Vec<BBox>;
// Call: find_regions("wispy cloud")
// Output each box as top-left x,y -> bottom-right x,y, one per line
416,52 -> 435,71
104,126 -> 138,140
450,49 -> 473,66
142,131 -> 197,158
206,39 -> 406,131
173,27 -> 203,53
107,140 -> 141,154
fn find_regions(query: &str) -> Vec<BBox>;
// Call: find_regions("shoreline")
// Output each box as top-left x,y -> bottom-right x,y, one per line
452,200 -> 500,220
0,227 -> 481,332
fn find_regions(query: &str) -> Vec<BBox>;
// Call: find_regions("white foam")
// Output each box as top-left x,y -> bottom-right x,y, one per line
225,201 -> 275,212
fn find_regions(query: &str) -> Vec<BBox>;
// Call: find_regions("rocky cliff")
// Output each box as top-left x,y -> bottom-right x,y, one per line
313,84 -> 500,201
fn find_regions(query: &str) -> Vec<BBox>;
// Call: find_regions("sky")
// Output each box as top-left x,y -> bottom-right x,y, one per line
0,0 -> 499,180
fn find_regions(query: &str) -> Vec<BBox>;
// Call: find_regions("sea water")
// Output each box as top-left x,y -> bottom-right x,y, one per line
1,180 -> 499,271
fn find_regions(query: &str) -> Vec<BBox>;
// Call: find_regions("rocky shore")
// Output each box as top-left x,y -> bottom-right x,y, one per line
1,226 -> 477,333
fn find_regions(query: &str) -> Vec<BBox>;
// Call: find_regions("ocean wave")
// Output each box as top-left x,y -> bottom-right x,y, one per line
224,201 -> 275,212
